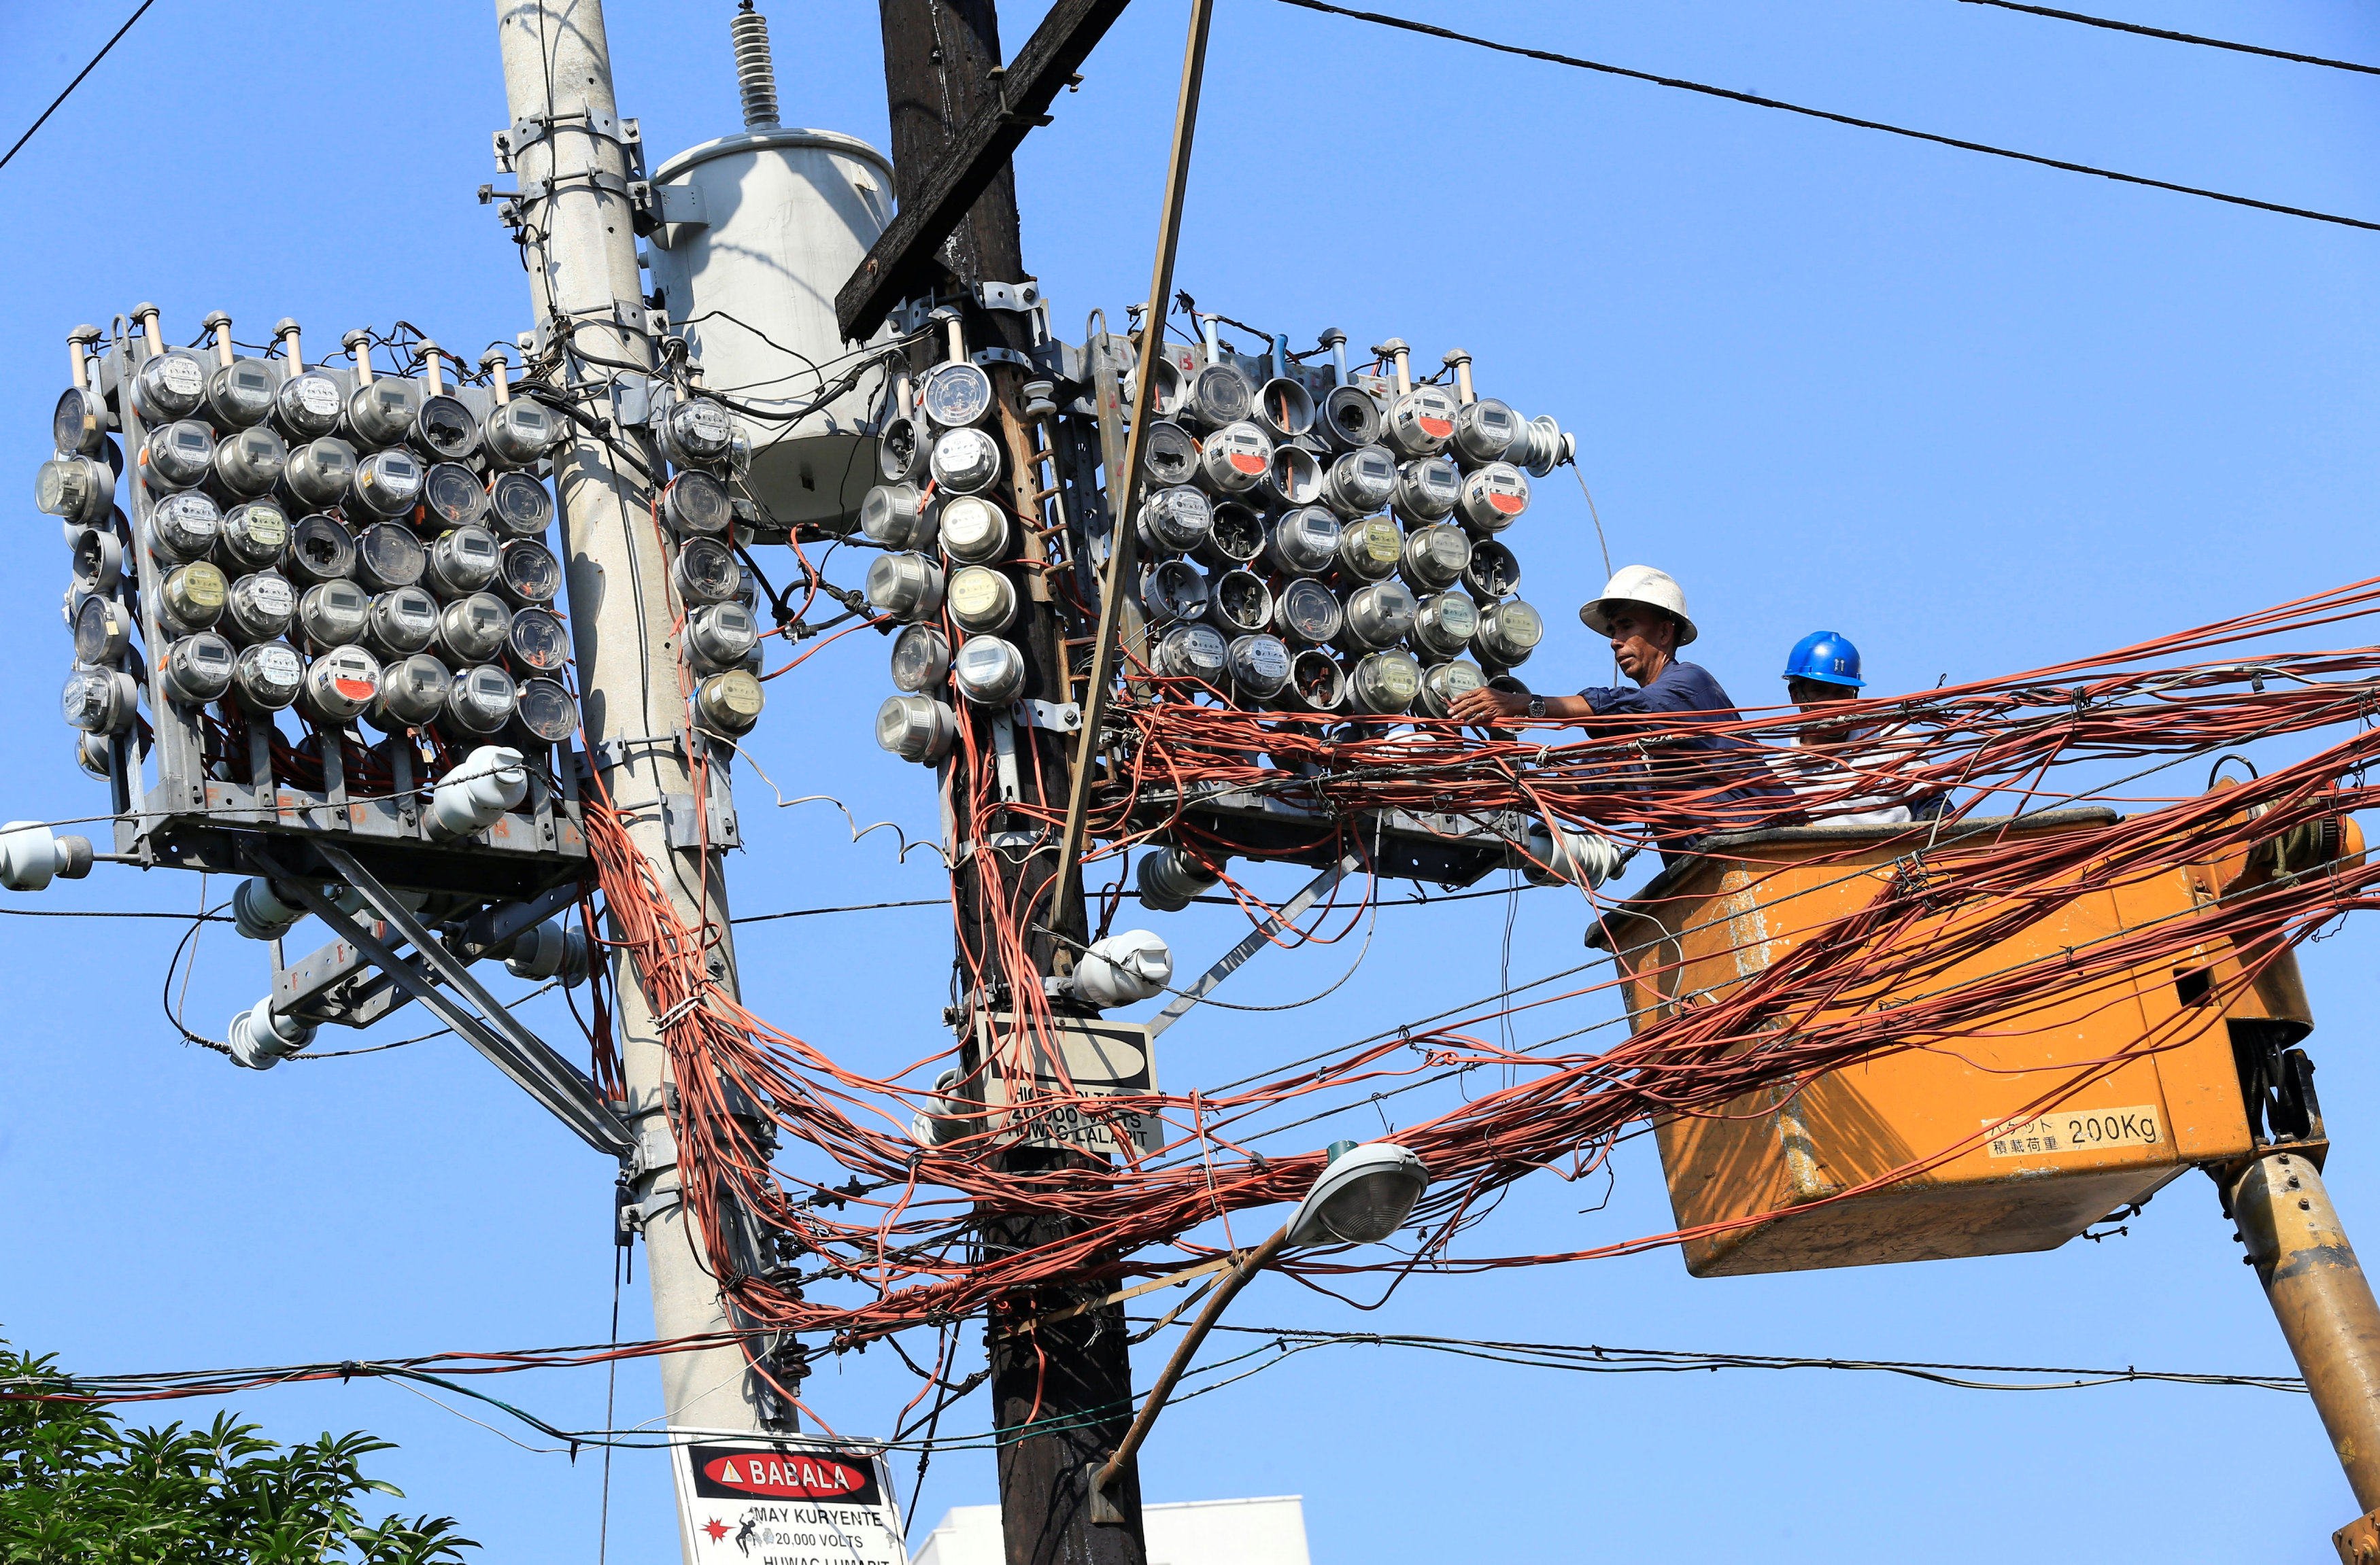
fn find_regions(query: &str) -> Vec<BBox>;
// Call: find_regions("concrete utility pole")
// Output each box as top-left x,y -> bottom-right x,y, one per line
874,3 -> 1149,1561
492,0 -> 769,1466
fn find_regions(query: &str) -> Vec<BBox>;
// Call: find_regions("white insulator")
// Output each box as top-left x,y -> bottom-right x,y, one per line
1520,823 -> 1630,889
233,877 -> 311,941
911,1067 -> 968,1148
731,5 -> 781,131
227,997 -> 315,1070
505,920 -> 590,986
426,745 -> 528,842
1071,930 -> 1174,1010
0,822 -> 92,892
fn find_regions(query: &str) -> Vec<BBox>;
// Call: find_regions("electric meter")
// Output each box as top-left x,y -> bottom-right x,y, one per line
865,552 -> 945,622
877,693 -> 957,763
498,538 -> 564,605
938,494 -> 1010,564
1285,648 -> 1348,712
511,676 -> 577,745
160,632 -> 237,705
946,565 -> 1019,634
1251,377 -> 1315,441
1384,385 -> 1458,458
1194,421 -> 1272,496
147,490 -> 222,562
694,668 -> 765,736
374,651 -> 453,727
488,470 -> 554,537
1319,446 -> 1397,517
888,623 -> 950,692
1178,362 -> 1252,430
71,528 -> 123,594
1146,357 -> 1185,418
1416,657 -> 1487,719
685,600 -> 756,672
1463,539 -> 1522,599
1335,516 -> 1403,582
951,636 -> 1026,706
354,521 -> 428,591
505,605 -> 572,674
656,396 -> 734,467
230,641 -> 304,712
928,426 -> 1003,494
878,414 -> 926,483
443,663 -> 519,736
1451,398 -> 1523,468
424,526 -> 501,598
75,732 -> 111,779
222,571 -> 297,644
1473,597 -> 1545,667
483,397 -> 560,468
437,594 -> 512,666
920,360 -> 995,428
53,386 -> 108,458
662,470 -> 732,536
286,513 -> 356,585
301,644 -> 383,722
160,561 -> 228,632
346,375 -> 419,447
1349,649 -> 1422,715
1207,569 -> 1274,636
862,483 -> 935,551
1140,421 -> 1198,486
72,595 -> 131,666
1137,485 -> 1213,556
351,448 -> 425,519
1259,444 -> 1322,508
1197,501 -> 1265,568
283,437 -> 358,509
273,370 -> 345,440
424,462 -> 492,530
1411,591 -> 1480,662
130,349 -> 208,423
1141,558 -> 1209,625
1342,580 -> 1418,650
1391,457 -> 1461,523
62,667 -> 139,732
1317,385 -> 1384,452
204,359 -> 279,430
143,420 -> 216,492
1153,622 -> 1229,682
670,536 -> 740,606
1399,523 -> 1472,592
1272,577 -> 1344,644
365,586 -> 440,657
408,393 -> 481,462
35,454 -> 114,523
218,500 -> 287,570
1456,462 -> 1529,532
298,579 -> 370,647
1227,632 -> 1293,701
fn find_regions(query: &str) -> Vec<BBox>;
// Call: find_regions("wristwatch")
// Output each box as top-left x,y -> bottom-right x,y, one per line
1526,695 -> 1547,721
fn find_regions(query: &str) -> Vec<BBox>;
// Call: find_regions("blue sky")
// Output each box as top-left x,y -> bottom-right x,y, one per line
5,1 -> 2380,1560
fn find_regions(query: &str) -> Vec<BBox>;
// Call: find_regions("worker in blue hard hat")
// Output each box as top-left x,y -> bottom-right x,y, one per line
1770,630 -> 1941,823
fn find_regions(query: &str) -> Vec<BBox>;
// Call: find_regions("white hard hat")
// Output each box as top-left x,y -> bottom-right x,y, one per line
1580,564 -> 1697,647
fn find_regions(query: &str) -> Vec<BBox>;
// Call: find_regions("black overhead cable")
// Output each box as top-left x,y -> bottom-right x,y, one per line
1960,0 -> 2380,78
1272,0 -> 2380,235
0,1 -> 158,173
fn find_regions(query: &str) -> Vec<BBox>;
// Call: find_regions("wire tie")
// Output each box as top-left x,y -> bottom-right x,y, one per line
656,993 -> 707,1032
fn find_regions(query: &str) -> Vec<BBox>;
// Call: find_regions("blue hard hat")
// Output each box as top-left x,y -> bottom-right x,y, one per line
1784,630 -> 1865,688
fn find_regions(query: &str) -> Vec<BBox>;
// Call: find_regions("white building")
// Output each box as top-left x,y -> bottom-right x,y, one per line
911,1496 -> 1310,1565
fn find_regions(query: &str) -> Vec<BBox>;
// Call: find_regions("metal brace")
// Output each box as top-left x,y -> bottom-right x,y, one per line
989,712 -> 1025,804
972,347 -> 1036,371
609,373 -> 651,428
972,279 -> 1042,313
1012,698 -> 1082,734
953,829 -> 1041,864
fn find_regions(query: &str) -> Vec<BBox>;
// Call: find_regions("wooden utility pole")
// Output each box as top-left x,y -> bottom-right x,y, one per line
874,3 -> 1149,1561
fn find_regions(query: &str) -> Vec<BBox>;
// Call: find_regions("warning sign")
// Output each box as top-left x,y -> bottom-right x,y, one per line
670,1430 -> 908,1565
978,1012 -> 1162,1158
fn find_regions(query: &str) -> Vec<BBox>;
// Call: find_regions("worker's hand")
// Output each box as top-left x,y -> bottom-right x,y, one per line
1449,685 -> 1531,725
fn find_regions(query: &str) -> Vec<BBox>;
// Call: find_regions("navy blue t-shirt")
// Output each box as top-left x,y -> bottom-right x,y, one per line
1576,659 -> 1789,847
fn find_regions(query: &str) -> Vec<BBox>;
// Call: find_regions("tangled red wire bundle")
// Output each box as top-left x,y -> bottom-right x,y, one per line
581,577 -> 2380,1364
